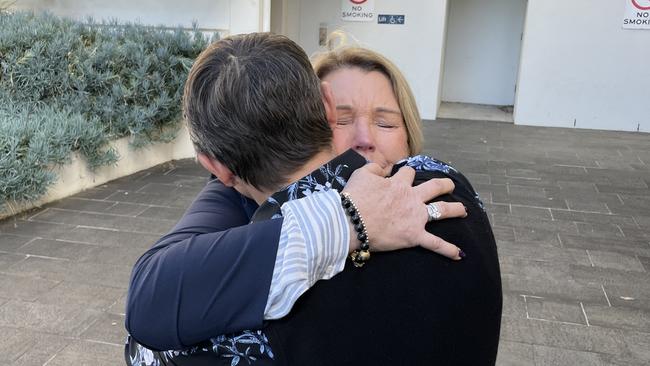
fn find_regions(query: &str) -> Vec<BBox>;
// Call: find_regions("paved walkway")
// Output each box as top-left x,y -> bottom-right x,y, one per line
1,119 -> 649,365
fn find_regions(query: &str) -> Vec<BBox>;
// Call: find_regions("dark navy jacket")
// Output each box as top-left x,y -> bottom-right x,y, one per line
126,179 -> 277,350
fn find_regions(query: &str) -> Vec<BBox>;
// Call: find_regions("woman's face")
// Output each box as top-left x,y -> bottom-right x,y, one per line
323,67 -> 409,169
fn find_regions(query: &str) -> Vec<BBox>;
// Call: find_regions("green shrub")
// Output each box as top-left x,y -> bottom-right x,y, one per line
0,11 -> 214,209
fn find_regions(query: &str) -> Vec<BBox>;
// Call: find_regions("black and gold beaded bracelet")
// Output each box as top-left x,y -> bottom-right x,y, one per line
340,192 -> 370,267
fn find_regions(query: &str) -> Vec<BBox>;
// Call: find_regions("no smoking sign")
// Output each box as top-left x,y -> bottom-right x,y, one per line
341,0 -> 375,22
632,0 -> 650,10
623,0 -> 650,29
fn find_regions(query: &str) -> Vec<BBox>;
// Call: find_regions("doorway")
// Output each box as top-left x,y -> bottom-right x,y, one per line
439,0 -> 527,122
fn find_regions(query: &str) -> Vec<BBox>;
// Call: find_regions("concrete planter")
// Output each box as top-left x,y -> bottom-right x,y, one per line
0,126 -> 195,220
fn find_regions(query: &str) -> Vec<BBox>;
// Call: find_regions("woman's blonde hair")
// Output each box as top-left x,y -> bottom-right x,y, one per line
312,32 -> 423,155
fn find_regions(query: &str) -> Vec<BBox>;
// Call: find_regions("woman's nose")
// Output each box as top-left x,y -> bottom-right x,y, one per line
353,121 -> 375,153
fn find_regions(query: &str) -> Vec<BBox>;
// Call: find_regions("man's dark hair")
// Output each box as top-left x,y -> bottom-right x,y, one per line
184,32 -> 333,190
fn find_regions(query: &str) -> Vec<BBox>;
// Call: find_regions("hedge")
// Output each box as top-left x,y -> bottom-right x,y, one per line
0,11 -> 213,209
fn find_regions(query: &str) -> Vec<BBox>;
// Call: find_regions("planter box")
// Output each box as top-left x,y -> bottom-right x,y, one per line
0,126 -> 195,220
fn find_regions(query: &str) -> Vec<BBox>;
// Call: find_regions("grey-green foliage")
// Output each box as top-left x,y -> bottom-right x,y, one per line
0,102 -> 115,203
0,11 -> 213,208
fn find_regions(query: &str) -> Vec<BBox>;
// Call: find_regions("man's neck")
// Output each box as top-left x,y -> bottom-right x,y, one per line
247,148 -> 338,205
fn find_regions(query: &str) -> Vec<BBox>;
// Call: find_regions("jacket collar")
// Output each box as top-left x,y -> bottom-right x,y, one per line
251,149 -> 367,221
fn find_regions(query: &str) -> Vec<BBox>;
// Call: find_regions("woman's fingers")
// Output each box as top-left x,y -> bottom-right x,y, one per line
425,201 -> 467,221
381,168 -> 456,206
360,162 -> 390,177
417,232 -> 465,261
391,165 -> 416,183
413,177 -> 455,202
345,164 -> 467,262
420,201 -> 467,261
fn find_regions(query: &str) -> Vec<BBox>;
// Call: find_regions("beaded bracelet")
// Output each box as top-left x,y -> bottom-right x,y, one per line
340,192 -> 370,267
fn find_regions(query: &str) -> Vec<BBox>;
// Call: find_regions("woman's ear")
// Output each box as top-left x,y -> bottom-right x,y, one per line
320,81 -> 338,129
197,153 -> 237,187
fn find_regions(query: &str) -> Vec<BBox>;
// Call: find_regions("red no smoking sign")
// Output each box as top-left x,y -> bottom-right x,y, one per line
624,0 -> 650,29
350,0 -> 367,4
632,0 -> 650,10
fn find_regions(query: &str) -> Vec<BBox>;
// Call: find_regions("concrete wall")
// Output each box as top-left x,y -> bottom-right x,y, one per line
0,126 -> 195,220
285,0 -> 448,120
442,0 -> 527,106
515,0 -> 650,132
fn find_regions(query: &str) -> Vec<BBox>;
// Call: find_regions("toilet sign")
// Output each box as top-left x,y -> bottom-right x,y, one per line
341,0 -> 375,22
378,14 -> 405,25
623,0 -> 650,29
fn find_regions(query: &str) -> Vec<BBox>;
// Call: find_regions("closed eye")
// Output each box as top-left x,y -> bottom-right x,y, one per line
376,121 -> 398,129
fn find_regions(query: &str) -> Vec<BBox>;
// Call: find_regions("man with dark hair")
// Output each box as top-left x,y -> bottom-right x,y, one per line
184,33 -> 334,192
126,32 -> 500,366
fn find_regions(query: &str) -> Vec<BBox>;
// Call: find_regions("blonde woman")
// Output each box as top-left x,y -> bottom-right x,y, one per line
261,41 -> 502,366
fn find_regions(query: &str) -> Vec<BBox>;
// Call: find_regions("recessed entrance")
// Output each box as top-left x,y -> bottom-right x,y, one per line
439,0 -> 528,122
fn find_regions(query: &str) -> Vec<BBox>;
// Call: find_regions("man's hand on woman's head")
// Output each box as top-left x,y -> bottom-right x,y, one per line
341,163 -> 467,261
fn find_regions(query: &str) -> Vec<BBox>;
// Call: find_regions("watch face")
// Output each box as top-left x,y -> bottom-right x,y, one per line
632,0 -> 650,10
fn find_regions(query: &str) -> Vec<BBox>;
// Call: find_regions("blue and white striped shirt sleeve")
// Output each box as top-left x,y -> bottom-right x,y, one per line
263,189 -> 349,319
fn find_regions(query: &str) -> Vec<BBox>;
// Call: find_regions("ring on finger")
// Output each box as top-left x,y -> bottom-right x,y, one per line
426,202 -> 442,222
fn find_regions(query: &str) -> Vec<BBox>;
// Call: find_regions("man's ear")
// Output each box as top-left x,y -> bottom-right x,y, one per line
320,81 -> 338,130
197,153 -> 237,187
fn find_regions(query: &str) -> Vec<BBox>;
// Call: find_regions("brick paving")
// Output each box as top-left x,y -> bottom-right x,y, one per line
0,119 -> 649,365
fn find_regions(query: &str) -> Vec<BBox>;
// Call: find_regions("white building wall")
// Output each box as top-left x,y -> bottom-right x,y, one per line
229,0 -> 264,35
442,0 -> 527,106
515,0 -> 650,132
286,0 -> 448,120
13,0 -> 650,132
